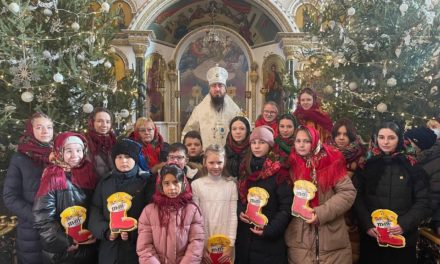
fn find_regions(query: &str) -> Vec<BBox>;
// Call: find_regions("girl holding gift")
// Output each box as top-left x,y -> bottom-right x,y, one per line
192,144 -> 238,263
235,125 -> 292,264
33,132 -> 97,264
285,125 -> 356,264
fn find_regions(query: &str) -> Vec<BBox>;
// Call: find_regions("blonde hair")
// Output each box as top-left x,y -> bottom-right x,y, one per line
262,101 -> 279,114
134,117 -> 155,130
427,119 -> 440,129
203,144 -> 229,178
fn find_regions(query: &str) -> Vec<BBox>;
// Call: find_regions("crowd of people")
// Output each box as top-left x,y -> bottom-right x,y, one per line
3,65 -> 440,264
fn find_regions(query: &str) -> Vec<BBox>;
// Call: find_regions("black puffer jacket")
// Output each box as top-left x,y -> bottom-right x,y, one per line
32,174 -> 96,264
417,142 -> 440,228
235,157 -> 292,264
353,154 -> 431,247
3,153 -> 44,264
88,166 -> 155,264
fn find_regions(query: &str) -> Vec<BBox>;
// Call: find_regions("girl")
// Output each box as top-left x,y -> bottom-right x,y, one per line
183,130 -> 204,165
191,144 -> 238,263
224,116 -> 251,178
353,122 -> 430,263
130,117 -> 169,172
137,164 -> 204,263
330,118 -> 366,263
273,113 -> 298,169
33,132 -> 97,264
3,113 -> 54,264
89,139 -> 155,263
255,101 -> 279,137
236,125 -> 292,264
293,88 -> 333,143
331,118 -> 366,178
286,125 -> 356,264
84,107 -> 116,181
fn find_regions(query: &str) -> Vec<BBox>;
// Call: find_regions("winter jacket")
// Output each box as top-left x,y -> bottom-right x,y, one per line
353,154 -> 430,263
88,166 -> 154,264
417,142 -> 440,228
88,150 -> 114,182
285,176 -> 356,264
235,172 -> 293,264
225,144 -> 248,178
136,203 -> 205,264
32,174 -> 96,264
3,153 -> 44,264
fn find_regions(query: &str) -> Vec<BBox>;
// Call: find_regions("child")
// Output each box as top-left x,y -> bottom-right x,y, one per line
183,130 -> 204,165
225,116 -> 251,178
137,164 -> 205,263
191,144 -> 238,263
236,126 -> 292,264
89,139 -> 155,264
154,142 -> 203,183
33,132 -> 97,264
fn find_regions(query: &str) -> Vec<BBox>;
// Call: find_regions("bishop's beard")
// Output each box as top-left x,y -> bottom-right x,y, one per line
210,94 -> 225,112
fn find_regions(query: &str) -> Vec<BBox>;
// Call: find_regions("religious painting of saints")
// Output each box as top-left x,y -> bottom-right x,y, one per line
178,31 -> 249,129
145,53 -> 166,121
262,55 -> 285,111
110,1 -> 133,29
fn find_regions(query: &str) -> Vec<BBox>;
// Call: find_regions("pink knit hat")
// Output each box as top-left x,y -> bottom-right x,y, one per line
250,125 -> 274,147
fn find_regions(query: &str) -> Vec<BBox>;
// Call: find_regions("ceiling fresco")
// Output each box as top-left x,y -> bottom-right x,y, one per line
147,0 -> 282,46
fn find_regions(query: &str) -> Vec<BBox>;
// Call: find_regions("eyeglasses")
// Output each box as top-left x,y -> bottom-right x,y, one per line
138,128 -> 154,133
263,110 -> 277,115
167,155 -> 186,161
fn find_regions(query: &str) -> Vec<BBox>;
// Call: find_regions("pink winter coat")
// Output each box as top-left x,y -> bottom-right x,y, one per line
137,202 -> 205,264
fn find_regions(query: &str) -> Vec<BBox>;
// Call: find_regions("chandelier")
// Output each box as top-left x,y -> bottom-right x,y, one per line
202,2 -> 225,48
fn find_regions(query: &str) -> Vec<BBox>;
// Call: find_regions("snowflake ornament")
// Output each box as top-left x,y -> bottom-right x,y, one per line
10,59 -> 41,88
50,18 -> 62,33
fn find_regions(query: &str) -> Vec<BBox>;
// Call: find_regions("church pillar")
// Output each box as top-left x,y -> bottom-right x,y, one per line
128,31 -> 151,118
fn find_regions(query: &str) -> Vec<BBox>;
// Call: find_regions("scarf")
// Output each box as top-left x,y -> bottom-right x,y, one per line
131,128 -> 164,167
238,152 -> 286,203
36,132 -> 97,197
330,137 -> 366,165
255,115 -> 279,138
17,116 -> 53,166
152,176 -> 193,229
226,131 -> 250,154
274,135 -> 295,167
289,126 -> 347,207
85,117 -> 116,158
293,107 -> 333,133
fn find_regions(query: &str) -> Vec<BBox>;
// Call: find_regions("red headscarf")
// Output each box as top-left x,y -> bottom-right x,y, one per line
17,113 -> 53,166
84,109 -> 116,158
293,88 -> 333,132
289,126 -> 347,207
36,132 -> 97,197
131,124 -> 164,167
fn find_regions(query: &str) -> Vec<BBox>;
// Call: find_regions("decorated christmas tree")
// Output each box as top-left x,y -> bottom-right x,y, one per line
0,0 -> 136,172
296,0 -> 440,138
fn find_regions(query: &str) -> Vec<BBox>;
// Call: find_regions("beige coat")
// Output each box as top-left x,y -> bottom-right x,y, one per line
285,176 -> 356,264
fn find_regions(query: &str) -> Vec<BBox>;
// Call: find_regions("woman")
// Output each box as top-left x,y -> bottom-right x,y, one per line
353,122 -> 431,263
255,101 -> 279,137
3,113 -> 54,264
273,113 -> 298,169
130,117 -> 169,173
224,116 -> 251,178
84,107 -> 116,181
286,125 -> 355,264
293,88 -> 333,143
